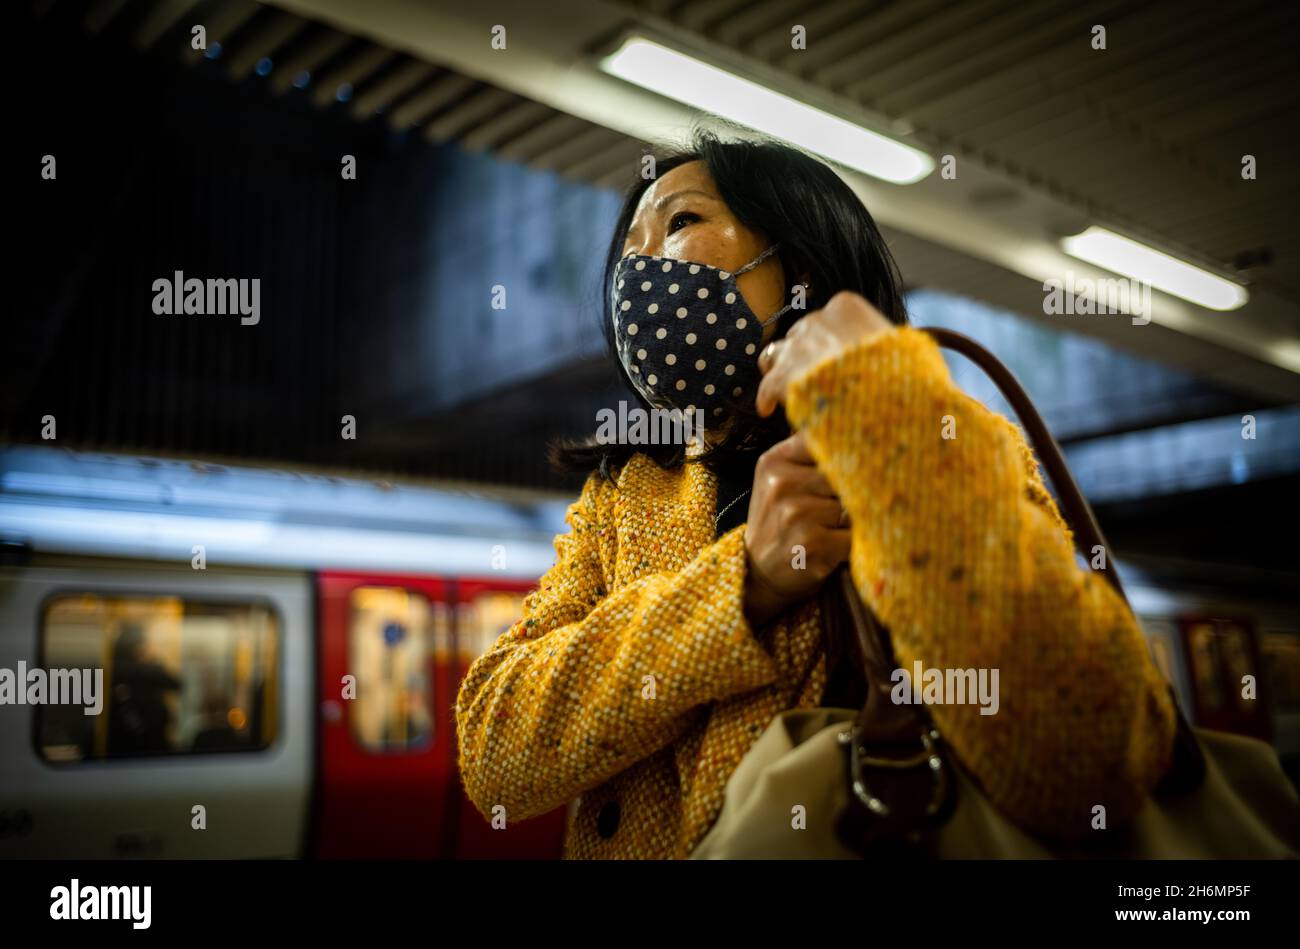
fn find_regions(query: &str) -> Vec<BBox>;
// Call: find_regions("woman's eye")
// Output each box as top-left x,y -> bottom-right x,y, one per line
668,211 -> 699,233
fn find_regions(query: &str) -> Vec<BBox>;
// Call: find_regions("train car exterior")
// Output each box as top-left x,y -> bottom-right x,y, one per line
2,557 -> 313,858
0,447 -> 569,858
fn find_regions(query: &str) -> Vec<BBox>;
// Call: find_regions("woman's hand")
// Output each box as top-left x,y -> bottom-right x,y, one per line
743,291 -> 891,626
755,291 -> 894,417
742,431 -> 851,628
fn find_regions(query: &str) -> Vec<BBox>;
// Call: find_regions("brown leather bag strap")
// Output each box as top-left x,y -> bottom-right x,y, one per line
828,326 -> 1126,695
921,327 -> 1125,599
826,326 -> 1203,834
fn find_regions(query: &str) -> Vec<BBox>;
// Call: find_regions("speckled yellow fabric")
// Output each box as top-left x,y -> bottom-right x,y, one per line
455,327 -> 1177,859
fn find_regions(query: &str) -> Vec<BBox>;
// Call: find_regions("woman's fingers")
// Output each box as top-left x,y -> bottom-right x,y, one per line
744,430 -> 854,621
758,433 -> 839,498
803,497 -> 848,529
811,525 -> 852,568
781,429 -> 814,463
756,322 -> 834,416
755,336 -> 801,417
756,292 -> 896,416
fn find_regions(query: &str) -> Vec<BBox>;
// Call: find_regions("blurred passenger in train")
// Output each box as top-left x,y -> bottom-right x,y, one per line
107,625 -> 181,756
455,130 -> 1177,858
192,681 -> 246,753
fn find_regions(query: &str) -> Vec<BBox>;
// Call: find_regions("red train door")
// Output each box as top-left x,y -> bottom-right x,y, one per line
1179,616 -> 1274,741
313,570 -> 567,859
447,576 -> 568,859
314,572 -> 457,858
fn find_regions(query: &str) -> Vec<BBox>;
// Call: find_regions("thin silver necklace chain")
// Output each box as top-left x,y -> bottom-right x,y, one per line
714,488 -> 751,528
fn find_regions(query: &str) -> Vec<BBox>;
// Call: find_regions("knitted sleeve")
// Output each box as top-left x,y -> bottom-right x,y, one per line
784,326 -> 1177,839
454,471 -> 779,822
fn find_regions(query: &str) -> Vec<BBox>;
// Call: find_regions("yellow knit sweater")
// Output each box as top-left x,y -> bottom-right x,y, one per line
455,327 -> 1177,859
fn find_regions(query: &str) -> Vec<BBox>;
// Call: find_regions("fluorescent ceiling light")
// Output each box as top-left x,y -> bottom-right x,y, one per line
599,36 -> 934,185
1062,226 -> 1248,311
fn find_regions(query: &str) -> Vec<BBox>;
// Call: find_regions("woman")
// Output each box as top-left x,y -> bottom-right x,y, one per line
455,131 -> 1177,859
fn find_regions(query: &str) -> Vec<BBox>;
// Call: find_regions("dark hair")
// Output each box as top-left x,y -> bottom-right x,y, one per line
549,128 -> 908,484
113,625 -> 145,663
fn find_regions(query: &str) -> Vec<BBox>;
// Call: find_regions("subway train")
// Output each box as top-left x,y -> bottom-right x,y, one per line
1,445 -> 1297,859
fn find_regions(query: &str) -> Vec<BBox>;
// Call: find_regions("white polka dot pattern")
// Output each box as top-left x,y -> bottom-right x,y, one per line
609,248 -> 793,417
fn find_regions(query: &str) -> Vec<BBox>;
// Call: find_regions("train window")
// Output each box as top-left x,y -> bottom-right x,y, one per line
459,591 -> 528,663
1181,617 -> 1273,738
1186,622 -> 1225,712
347,587 -> 435,751
38,594 -> 278,762
1261,632 -> 1300,712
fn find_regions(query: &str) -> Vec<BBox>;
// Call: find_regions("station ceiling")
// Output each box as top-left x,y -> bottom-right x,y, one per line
52,0 -> 1300,399
250,0 -> 1300,401
20,0 -> 1300,497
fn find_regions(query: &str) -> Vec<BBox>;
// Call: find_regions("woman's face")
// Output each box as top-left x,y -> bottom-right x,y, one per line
621,160 -> 788,350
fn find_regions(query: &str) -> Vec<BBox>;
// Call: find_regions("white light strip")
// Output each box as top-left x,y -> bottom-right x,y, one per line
0,504 -> 559,579
1061,226 -> 1248,311
599,36 -> 934,185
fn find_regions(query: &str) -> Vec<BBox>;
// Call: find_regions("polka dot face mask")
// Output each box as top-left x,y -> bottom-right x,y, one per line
610,244 -> 792,423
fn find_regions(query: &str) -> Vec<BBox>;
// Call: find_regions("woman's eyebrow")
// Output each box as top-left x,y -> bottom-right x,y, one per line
653,188 -> 719,213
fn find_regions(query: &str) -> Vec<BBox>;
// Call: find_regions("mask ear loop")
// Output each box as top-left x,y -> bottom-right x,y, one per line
732,242 -> 782,277
733,243 -> 792,328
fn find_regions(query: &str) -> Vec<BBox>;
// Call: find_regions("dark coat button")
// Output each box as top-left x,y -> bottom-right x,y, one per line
596,801 -> 621,839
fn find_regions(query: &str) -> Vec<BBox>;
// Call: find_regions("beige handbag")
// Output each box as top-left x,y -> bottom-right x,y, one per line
692,328 -> 1300,860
